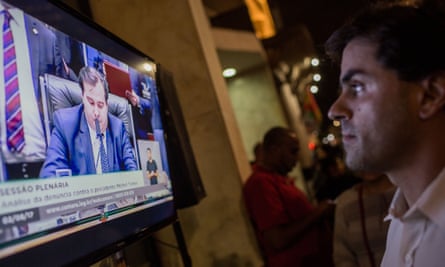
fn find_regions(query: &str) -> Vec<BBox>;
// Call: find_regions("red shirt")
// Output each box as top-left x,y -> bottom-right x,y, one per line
243,166 -> 324,267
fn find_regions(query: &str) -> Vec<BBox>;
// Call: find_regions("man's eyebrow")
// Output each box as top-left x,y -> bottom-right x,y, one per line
340,69 -> 365,85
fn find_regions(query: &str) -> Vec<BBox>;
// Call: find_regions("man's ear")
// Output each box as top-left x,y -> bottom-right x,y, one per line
419,72 -> 445,119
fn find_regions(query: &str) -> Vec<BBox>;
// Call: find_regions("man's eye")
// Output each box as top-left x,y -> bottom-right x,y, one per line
342,82 -> 364,96
350,82 -> 364,93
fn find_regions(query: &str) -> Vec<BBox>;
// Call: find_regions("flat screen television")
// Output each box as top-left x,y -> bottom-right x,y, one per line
0,0 -> 176,266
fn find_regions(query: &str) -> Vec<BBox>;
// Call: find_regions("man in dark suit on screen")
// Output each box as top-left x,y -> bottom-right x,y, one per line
40,66 -> 137,177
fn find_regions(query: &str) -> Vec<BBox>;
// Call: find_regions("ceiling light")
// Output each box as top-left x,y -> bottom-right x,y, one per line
310,85 -> 319,94
313,73 -> 321,82
311,58 -> 320,67
143,63 -> 153,72
222,68 -> 237,78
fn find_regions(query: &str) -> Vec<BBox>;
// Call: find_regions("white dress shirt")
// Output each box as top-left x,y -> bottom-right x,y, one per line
381,166 -> 445,267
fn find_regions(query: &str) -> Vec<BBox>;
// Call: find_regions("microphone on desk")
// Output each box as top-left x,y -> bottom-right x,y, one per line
95,118 -> 109,173
95,119 -> 101,137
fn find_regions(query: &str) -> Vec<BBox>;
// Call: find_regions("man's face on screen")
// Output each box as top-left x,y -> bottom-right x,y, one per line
82,81 -> 108,133
147,149 -> 152,160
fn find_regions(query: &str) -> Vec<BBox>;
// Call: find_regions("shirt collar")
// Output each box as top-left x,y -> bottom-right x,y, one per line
385,166 -> 445,228
416,166 -> 445,228
385,188 -> 408,221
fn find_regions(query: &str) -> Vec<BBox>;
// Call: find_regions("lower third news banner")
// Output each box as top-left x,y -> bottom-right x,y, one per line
0,171 -> 172,245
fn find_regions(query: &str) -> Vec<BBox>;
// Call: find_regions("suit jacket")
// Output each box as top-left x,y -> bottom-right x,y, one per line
25,13 -> 58,102
39,104 -> 138,178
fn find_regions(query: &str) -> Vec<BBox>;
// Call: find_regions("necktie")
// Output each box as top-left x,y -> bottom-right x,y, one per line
95,119 -> 109,173
3,10 -> 25,152
98,133 -> 109,173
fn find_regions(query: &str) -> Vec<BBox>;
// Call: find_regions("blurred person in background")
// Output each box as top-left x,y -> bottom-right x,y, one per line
334,172 -> 396,267
243,126 -> 335,267
312,144 -> 360,202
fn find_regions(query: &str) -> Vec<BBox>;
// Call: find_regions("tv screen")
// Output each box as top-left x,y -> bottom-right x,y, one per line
0,0 -> 176,266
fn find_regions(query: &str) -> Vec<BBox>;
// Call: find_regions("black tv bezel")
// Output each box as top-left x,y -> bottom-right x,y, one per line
17,0 -> 155,73
0,0 -> 178,266
2,201 -> 176,267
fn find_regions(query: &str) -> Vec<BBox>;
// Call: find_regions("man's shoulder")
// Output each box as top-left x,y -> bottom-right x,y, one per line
246,169 -> 272,182
107,112 -> 124,128
53,105 -> 83,123
244,169 -> 277,192
335,186 -> 358,207
55,104 -> 82,113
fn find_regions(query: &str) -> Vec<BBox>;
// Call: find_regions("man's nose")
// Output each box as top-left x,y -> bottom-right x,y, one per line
328,94 -> 350,122
93,106 -> 99,117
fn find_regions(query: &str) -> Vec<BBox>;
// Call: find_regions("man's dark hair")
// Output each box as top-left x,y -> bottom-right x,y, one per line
78,66 -> 109,100
262,127 -> 295,151
325,1 -> 445,81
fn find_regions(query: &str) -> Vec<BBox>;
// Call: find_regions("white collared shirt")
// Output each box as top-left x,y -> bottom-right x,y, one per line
381,166 -> 445,267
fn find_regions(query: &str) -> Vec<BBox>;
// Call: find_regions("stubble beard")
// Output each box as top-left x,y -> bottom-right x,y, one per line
343,139 -> 375,172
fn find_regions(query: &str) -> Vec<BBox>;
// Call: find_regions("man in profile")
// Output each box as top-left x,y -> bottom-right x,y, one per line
326,1 -> 445,266
40,66 -> 137,177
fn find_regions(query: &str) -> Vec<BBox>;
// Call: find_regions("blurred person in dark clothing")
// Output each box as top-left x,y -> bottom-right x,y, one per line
312,144 -> 360,202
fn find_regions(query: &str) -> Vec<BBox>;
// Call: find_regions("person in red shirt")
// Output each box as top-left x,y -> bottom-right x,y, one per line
243,126 -> 335,267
